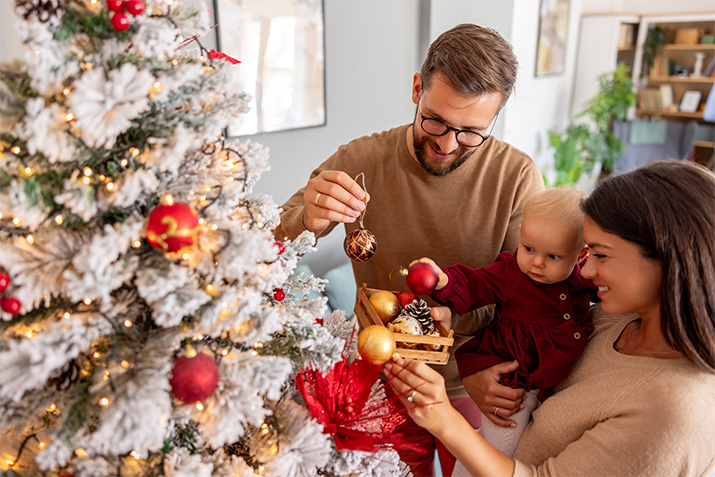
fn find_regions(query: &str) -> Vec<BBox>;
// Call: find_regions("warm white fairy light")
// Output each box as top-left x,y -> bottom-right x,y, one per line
120,158 -> 128,167
11,146 -> 20,155
182,253 -> 190,260
12,217 -> 20,226
251,350 -> 258,357
106,182 -> 114,191
63,88 -> 70,95
24,167 -> 32,175
210,224 -> 218,231
37,441 -> 46,449
48,403 -> 56,412
132,240 -> 142,248
99,174 -> 105,181
25,234 -> 34,244
242,223 -> 249,230
221,349 -> 228,356
152,80 -> 162,91
227,177 -> 234,182
26,331 -> 33,339
83,297 -> 92,305
63,312 -> 70,319
82,177 -> 91,185
123,320 -> 132,328
93,352 -> 100,358
171,59 -> 178,66
83,167 -> 92,177
198,218 -> 205,225
65,113 -> 74,121
121,360 -> 130,368
200,195 -> 207,202
55,214 -> 64,225
130,147 -> 140,157
99,397 -> 109,406
75,448 -> 89,458
195,402 -> 204,411
130,450 -> 140,459
253,342 -> 264,348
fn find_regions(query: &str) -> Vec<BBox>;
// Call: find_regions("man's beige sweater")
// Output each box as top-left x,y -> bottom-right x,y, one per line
514,305 -> 715,476
275,124 -> 543,397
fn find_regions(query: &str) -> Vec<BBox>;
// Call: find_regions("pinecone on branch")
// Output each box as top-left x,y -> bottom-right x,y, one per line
401,299 -> 434,333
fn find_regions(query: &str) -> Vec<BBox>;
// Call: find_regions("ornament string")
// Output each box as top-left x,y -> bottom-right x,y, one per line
354,172 -> 368,228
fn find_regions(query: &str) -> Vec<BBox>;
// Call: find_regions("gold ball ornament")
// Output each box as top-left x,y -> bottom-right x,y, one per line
369,291 -> 401,323
344,227 -> 377,262
391,315 -> 423,349
357,325 -> 396,364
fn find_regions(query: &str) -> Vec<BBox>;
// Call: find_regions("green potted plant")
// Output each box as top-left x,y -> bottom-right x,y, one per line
548,64 -> 636,187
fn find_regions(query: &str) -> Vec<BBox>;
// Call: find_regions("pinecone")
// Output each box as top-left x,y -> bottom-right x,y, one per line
16,0 -> 64,23
401,299 -> 434,333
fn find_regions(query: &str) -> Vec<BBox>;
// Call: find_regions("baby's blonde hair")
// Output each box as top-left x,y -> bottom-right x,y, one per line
523,187 -> 588,245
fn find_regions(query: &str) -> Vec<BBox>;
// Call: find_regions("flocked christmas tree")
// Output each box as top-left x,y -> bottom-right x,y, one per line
0,1 -> 410,475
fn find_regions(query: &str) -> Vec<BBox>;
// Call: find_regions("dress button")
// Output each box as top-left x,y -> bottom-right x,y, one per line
574,332 -> 581,339
559,294 -> 567,301
563,313 -> 571,320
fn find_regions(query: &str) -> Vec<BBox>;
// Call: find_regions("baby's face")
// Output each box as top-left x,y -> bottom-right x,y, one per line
516,214 -> 583,285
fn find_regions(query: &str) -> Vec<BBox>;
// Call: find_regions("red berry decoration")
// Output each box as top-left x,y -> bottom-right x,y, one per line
273,288 -> 285,302
406,263 -> 439,294
110,11 -> 130,31
1,297 -> 22,316
274,241 -> 285,255
124,0 -> 145,15
106,0 -> 124,12
145,202 -> 200,253
0,272 -> 10,293
169,353 -> 220,403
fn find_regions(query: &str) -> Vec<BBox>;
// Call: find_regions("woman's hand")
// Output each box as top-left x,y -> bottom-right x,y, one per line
462,362 -> 526,427
302,170 -> 369,234
409,257 -> 449,290
383,358 -> 459,436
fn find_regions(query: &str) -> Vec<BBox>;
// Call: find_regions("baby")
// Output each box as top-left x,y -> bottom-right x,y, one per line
416,187 -> 596,457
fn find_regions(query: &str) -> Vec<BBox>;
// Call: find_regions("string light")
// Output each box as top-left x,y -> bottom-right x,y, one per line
130,147 -> 140,157
26,331 -> 33,339
171,59 -> 178,66
198,218 -> 205,225
152,80 -> 163,92
55,214 -> 64,225
11,146 -> 20,155
93,352 -> 100,358
65,113 -> 74,121
63,87 -> 71,95
132,240 -> 142,248
195,402 -> 204,411
24,167 -> 32,175
26,234 -> 34,244
99,397 -> 109,406
83,297 -> 92,305
63,311 -> 71,319
182,253 -> 190,260
221,348 -> 228,356
12,217 -> 20,226
210,224 -> 218,231
82,177 -> 91,185
75,448 -> 89,458
37,442 -> 46,449
120,158 -> 128,167
130,450 -> 140,459
123,320 -> 132,328
121,360 -> 130,368
48,403 -> 56,412
83,167 -> 92,177
106,182 -> 114,191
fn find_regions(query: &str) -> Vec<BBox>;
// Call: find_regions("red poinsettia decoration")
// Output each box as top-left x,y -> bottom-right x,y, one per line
296,355 -> 409,452
208,49 -> 241,64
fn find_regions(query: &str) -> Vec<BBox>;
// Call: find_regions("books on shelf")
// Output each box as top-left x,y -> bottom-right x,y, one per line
659,84 -> 674,109
704,56 -> 715,77
618,23 -> 635,49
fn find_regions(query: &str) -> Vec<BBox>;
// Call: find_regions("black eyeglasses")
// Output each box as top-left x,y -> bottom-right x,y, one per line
419,112 -> 498,148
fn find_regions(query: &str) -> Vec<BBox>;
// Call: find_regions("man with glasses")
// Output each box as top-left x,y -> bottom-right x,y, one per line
275,23 -> 544,476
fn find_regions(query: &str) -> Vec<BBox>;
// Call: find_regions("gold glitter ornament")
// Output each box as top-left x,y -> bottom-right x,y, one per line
357,325 -> 397,364
391,315 -> 423,349
368,291 -> 401,323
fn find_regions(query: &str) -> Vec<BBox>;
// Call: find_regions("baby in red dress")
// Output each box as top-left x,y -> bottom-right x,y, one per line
416,187 -> 597,458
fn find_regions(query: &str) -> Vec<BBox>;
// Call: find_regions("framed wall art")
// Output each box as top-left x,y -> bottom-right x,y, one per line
214,0 -> 326,136
535,0 -> 571,77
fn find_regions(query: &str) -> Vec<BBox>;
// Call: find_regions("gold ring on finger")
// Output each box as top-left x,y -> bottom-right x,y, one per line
494,406 -> 500,416
314,192 -> 322,205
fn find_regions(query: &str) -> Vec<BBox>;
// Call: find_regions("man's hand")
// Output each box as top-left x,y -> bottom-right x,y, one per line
302,171 -> 369,234
462,362 -> 526,427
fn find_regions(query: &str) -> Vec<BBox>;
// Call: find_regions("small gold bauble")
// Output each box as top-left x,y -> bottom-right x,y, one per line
391,315 -> 422,349
369,291 -> 401,323
357,325 -> 396,364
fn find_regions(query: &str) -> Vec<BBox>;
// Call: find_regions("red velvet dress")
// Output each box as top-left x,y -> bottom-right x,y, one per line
433,251 -> 596,395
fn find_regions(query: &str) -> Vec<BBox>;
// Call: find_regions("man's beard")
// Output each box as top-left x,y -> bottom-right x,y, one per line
412,127 -> 476,177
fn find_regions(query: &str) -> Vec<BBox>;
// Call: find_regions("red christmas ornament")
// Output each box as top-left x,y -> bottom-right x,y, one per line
169,353 -> 219,403
273,288 -> 285,302
395,291 -> 419,308
110,11 -> 130,31
145,202 -> 200,253
123,0 -> 145,15
106,0 -> 124,12
406,263 -> 439,294
0,272 -> 10,293
344,228 -> 377,262
1,297 -> 21,316
274,241 -> 285,255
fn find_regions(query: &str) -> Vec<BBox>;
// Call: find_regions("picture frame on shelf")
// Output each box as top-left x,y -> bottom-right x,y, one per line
535,0 -> 571,77
679,90 -> 702,113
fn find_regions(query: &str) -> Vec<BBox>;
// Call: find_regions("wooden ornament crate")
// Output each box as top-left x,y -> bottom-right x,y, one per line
354,284 -> 454,365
